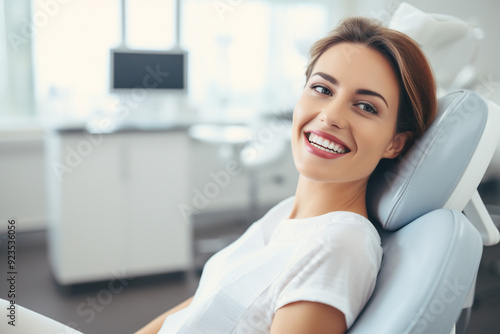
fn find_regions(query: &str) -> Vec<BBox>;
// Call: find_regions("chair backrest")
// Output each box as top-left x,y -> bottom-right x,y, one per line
349,209 -> 482,334
367,90 -> 498,232
348,90 -> 500,333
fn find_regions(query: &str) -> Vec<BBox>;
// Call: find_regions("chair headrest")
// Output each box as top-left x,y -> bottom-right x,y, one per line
367,90 -> 488,230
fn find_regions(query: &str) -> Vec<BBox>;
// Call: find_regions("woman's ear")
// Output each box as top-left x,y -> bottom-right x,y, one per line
383,131 -> 413,159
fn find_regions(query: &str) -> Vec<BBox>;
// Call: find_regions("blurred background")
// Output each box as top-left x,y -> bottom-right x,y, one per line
1,0 -> 500,333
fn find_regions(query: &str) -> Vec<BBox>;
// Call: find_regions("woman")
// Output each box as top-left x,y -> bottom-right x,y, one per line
137,16 -> 436,334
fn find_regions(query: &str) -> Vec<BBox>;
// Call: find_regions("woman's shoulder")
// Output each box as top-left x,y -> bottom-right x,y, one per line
316,211 -> 383,266
320,211 -> 381,243
282,210 -> 380,245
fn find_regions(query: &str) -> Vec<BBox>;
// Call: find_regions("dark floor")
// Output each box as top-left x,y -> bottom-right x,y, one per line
1,181 -> 500,333
0,230 -> 201,334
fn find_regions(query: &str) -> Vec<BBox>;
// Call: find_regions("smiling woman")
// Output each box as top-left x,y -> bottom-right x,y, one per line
290,45 -> 406,224
136,17 -> 437,334
305,17 -> 437,154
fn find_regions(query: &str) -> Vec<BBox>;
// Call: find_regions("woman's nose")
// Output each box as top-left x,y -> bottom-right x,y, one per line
320,99 -> 348,129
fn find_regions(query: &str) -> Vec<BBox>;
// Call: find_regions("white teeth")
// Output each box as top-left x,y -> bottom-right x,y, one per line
307,133 -> 348,154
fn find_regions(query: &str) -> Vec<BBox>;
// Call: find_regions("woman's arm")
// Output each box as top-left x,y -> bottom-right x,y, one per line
270,301 -> 347,334
134,296 -> 193,334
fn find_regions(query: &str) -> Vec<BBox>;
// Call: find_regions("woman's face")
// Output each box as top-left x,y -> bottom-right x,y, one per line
291,42 -> 408,185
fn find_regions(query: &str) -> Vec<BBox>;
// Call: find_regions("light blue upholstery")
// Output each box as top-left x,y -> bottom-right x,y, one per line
349,209 -> 482,334
368,90 -> 487,230
349,90 -> 491,333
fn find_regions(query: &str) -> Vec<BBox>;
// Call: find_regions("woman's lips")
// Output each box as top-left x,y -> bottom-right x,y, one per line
306,130 -> 350,151
303,130 -> 351,159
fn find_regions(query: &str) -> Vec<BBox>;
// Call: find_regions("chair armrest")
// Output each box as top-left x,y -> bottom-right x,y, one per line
463,190 -> 500,245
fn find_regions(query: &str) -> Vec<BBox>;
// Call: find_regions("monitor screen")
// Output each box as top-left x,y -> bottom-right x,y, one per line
110,49 -> 186,91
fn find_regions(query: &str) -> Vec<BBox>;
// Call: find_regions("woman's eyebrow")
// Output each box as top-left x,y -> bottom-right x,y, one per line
312,72 -> 338,85
312,71 -> 389,108
356,89 -> 388,108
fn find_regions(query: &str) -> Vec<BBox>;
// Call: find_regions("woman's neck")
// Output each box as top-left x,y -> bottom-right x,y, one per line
288,175 -> 368,220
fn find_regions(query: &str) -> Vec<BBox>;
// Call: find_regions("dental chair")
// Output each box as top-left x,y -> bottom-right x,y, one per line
1,90 -> 498,333
349,89 -> 500,334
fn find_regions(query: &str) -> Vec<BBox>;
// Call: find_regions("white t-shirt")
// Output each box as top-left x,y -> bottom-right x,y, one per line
159,197 -> 383,333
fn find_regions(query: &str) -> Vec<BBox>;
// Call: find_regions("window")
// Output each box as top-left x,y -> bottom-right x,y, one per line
126,0 -> 176,50
32,0 -> 330,123
34,0 -> 121,121
0,0 -> 35,121
0,2 -> 7,117
34,0 -> 179,123
182,0 -> 329,119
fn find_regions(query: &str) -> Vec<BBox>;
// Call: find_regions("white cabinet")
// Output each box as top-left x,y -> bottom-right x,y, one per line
46,129 -> 192,285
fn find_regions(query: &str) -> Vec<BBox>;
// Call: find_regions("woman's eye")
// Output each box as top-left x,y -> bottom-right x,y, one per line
310,84 -> 332,96
356,102 -> 378,114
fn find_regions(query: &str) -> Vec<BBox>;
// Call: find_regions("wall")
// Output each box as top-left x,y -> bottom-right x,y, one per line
349,0 -> 500,102
409,0 -> 500,85
0,129 -> 47,232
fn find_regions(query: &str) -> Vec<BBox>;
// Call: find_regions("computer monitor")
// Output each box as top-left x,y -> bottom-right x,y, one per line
110,49 -> 187,92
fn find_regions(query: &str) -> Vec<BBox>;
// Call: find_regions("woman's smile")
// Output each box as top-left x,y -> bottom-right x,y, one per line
304,130 -> 351,159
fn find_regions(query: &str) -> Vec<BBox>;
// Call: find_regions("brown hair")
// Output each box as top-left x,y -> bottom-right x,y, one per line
305,17 -> 437,154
